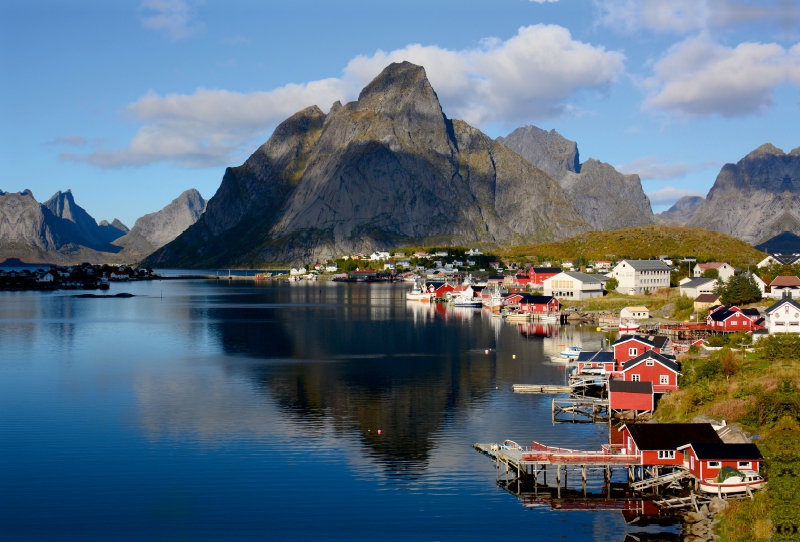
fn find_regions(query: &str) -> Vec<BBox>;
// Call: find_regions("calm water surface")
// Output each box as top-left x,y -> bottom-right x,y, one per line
0,280 -> 679,541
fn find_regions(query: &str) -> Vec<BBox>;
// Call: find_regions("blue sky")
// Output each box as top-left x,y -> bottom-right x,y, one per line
1,0 -> 799,228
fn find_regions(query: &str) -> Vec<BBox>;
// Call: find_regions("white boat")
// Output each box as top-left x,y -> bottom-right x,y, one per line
697,469 -> 766,495
538,314 -> 558,322
406,278 -> 432,302
505,312 -> 530,322
559,346 -> 582,359
452,293 -> 482,307
619,318 -> 639,332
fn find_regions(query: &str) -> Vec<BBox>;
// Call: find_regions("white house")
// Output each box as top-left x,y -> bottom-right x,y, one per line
325,263 -> 338,272
611,260 -> 672,295
594,260 -> 612,271
767,276 -> 800,299
290,267 -> 307,276
543,272 -> 604,300
370,251 -> 391,261
465,248 -> 483,256
764,297 -> 800,334
693,262 -> 734,281
621,306 -> 650,319
758,253 -> 800,268
383,263 -> 395,270
679,277 -> 717,299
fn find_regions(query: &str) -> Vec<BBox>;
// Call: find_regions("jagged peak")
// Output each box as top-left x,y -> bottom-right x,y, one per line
744,143 -> 785,160
790,146 -> 800,156
355,62 -> 441,115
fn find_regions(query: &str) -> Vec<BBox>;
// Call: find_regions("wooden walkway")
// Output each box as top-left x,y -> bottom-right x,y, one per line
630,468 -> 692,491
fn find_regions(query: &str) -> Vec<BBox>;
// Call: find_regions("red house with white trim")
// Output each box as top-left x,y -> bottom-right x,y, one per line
678,443 -> 763,480
428,283 -> 455,299
518,295 -> 560,314
613,335 -> 655,364
706,305 -> 757,331
621,351 -> 681,393
527,267 -> 562,286
619,423 -> 723,466
575,351 -> 616,374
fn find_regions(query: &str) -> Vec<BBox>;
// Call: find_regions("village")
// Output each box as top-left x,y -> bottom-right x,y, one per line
0,262 -> 153,290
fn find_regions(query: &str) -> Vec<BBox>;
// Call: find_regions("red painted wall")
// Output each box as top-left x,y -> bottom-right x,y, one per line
623,363 -> 678,392
609,391 -> 653,412
614,341 -> 653,364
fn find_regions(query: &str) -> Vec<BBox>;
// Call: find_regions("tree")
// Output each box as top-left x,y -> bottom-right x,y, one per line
714,274 -> 762,305
702,268 -> 719,279
605,277 -> 618,293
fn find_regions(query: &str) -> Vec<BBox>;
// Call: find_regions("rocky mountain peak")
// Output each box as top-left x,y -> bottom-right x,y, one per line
497,126 -> 580,180
125,189 -> 206,250
355,62 -> 436,114
745,142 -> 784,160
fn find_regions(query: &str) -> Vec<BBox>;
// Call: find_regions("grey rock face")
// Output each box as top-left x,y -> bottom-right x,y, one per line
0,189 -> 68,250
655,196 -> 704,225
44,190 -> 128,247
498,125 -> 579,181
687,143 -> 800,244
125,189 -> 206,249
497,126 -> 654,230
148,62 -> 590,267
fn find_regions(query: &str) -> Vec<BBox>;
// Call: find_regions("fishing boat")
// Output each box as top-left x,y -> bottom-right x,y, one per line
406,278 -> 432,302
538,313 -> 558,322
559,346 -> 582,359
619,318 -> 639,332
697,469 -> 766,495
452,292 -> 482,307
505,311 -> 530,322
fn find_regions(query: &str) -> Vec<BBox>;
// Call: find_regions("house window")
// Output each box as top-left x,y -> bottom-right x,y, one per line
791,322 -> 799,327
738,462 -> 751,469
658,450 -> 676,459
660,375 -> 669,385
629,348 -> 638,356
708,461 -> 720,468
631,374 -> 640,382
646,360 -> 654,366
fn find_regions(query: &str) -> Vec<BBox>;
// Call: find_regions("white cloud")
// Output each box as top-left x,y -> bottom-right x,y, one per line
594,0 -> 790,34
47,135 -> 88,147
139,0 -> 202,41
646,186 -> 706,205
65,25 -> 625,169
643,34 -> 800,117
617,155 -> 720,179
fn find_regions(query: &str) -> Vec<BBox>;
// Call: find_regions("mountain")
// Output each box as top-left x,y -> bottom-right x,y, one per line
114,189 -> 206,255
0,188 -> 205,265
754,231 -> 800,254
655,196 -> 705,226
687,144 -> 800,244
146,62 -> 590,267
498,126 -> 654,231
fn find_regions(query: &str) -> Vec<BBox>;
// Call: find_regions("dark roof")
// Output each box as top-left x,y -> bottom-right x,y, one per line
765,297 -> 800,314
518,295 -> 556,304
684,443 -> 763,461
623,351 -> 681,374
562,271 -> 604,284
613,335 -> 655,347
531,267 -> 562,273
772,253 -> 800,266
623,423 -> 723,451
609,380 -> 653,394
650,335 -> 669,349
681,277 -> 715,289
694,293 -> 721,303
488,275 -> 505,280
709,309 -> 737,321
741,308 -> 760,316
576,351 -> 615,363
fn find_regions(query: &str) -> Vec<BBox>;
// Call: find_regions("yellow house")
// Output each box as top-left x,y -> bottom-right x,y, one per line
620,306 -> 650,319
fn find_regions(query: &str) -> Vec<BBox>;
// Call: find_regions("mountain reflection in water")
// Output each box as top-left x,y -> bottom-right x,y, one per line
0,280 -> 681,541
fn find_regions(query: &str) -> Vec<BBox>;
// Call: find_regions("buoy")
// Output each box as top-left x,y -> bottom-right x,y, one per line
485,349 -> 489,354
377,429 -> 382,435
512,355 -> 516,359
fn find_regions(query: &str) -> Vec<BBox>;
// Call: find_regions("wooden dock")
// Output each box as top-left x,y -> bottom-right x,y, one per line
513,384 -> 572,394
552,396 -> 609,423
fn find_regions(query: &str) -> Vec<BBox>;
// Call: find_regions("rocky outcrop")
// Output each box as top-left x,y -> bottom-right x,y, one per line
0,189 -> 69,251
656,195 -> 704,225
687,144 -> 800,244
121,189 -> 206,250
44,190 -> 128,248
147,62 -> 590,267
497,126 -> 654,230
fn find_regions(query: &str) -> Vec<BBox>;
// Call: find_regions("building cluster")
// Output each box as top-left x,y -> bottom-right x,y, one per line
0,263 -> 150,290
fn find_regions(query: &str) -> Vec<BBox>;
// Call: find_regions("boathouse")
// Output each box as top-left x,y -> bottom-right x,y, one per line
620,351 -> 680,393
706,305 -> 757,331
576,351 -> 616,374
678,443 -> 763,480
620,423 -> 723,466
608,380 -> 654,414
518,295 -> 560,314
428,283 -> 455,299
613,335 -> 655,364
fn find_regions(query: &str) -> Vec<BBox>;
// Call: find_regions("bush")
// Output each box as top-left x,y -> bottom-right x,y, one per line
758,334 -> 800,360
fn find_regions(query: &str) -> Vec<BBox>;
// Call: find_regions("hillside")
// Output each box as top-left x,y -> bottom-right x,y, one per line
499,225 -> 766,267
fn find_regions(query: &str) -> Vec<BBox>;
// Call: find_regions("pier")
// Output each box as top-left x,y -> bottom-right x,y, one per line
551,396 -> 609,423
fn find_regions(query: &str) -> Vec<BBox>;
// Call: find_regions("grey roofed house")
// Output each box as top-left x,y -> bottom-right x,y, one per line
773,254 -> 800,266
764,296 -> 800,314
681,277 -> 716,289
622,350 -> 681,374
608,380 -> 653,394
563,271 -> 604,283
623,423 -> 723,451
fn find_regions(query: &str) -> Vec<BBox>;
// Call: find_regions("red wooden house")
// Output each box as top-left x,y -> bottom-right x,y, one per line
613,335 -> 655,364
427,283 -> 455,299
576,351 -> 616,374
609,380 -> 654,414
621,351 -> 681,393
528,267 -> 562,285
503,293 -> 525,308
706,305 -> 756,331
678,443 -> 763,480
518,295 -> 560,314
619,423 -> 723,466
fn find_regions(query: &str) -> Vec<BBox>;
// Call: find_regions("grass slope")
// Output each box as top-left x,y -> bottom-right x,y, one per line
499,226 -> 766,268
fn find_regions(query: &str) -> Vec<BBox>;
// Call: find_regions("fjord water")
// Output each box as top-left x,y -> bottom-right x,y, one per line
0,280 -> 672,541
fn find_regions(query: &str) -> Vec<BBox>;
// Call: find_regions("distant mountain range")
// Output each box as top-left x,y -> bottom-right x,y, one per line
0,188 -> 205,265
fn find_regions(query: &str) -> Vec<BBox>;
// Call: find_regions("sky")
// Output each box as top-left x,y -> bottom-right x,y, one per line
1,0 -> 799,228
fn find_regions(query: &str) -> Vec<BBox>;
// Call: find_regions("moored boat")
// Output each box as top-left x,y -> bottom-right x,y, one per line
619,318 -> 639,332
559,346 -> 582,359
406,278 -> 432,302
697,469 -> 765,495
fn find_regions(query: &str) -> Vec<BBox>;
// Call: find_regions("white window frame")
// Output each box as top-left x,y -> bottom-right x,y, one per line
660,375 -> 669,385
657,450 -> 676,459
646,360 -> 654,366
631,374 -> 640,382
708,461 -> 720,468
629,347 -> 638,356
738,461 -> 751,469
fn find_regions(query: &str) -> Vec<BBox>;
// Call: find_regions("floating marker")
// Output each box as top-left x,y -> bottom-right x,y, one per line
512,355 -> 516,359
